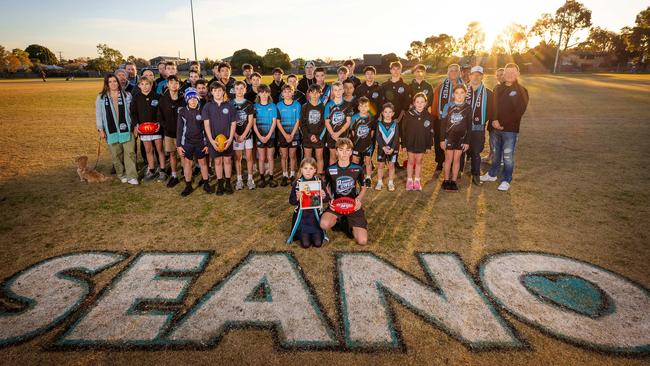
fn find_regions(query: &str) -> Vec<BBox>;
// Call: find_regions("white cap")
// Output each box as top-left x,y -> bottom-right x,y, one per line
470,66 -> 484,74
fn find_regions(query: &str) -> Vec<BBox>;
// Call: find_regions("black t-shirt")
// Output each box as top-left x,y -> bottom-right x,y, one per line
209,76 -> 237,99
230,98 -> 255,138
130,91 -> 159,127
350,113 -> 376,153
269,80 -> 286,103
300,102 -> 326,140
157,92 -> 185,138
354,81 -> 384,116
324,162 -> 364,199
409,79 -> 434,109
380,78 -> 410,117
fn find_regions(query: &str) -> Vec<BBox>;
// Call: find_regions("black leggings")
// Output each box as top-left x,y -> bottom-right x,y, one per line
300,232 -> 322,248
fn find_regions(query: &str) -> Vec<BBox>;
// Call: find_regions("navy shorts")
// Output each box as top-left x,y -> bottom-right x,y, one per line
182,144 -> 207,160
208,143 -> 233,158
377,152 -> 397,163
256,137 -> 276,149
352,145 -> 374,159
302,136 -> 324,149
279,134 -> 301,149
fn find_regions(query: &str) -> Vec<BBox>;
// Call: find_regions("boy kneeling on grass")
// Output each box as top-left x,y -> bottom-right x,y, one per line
177,88 -> 211,196
320,138 -> 368,245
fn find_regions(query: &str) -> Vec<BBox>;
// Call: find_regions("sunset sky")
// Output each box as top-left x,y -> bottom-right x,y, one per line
0,0 -> 645,61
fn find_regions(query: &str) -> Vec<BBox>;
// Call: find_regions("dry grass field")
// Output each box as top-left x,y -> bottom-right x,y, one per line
0,73 -> 648,365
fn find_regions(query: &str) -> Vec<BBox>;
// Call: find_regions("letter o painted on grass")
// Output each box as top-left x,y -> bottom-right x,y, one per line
480,252 -> 650,354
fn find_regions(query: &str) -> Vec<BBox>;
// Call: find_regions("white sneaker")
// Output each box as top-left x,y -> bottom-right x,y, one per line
497,181 -> 511,191
235,179 -> 244,190
388,181 -> 395,192
120,176 -> 128,183
480,173 -> 498,182
247,177 -> 256,190
374,180 -> 383,191
127,178 -> 139,185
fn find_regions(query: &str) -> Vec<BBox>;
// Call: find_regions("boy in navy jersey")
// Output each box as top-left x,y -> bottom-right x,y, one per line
314,67 -> 331,104
231,81 -> 256,190
320,138 -> 368,245
277,84 -> 302,185
253,84 -> 278,188
324,81 -> 353,165
380,61 -> 410,120
300,84 -> 326,175
203,82 -> 237,195
209,62 -> 237,99
354,66 -> 383,117
177,88 -> 210,196
349,97 -> 376,187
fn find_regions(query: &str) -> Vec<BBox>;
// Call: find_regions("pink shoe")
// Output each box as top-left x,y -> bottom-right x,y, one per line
406,180 -> 414,191
413,180 -> 422,191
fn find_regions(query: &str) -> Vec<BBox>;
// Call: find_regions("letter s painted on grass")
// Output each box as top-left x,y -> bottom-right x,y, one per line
0,252 -> 125,347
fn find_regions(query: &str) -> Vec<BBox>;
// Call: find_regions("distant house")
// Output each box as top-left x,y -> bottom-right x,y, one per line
149,56 -> 189,66
559,51 -> 615,72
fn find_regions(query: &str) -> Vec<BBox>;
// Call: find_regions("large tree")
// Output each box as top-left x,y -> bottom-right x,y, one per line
5,48 -> 32,72
406,33 -> 456,70
262,48 -> 291,73
87,44 -> 124,72
578,27 -> 618,53
25,44 -> 57,65
530,13 -> 562,45
496,23 -> 529,55
126,55 -> 150,68
459,21 -> 486,61
230,49 -> 263,74
555,0 -> 592,51
626,6 -> 650,64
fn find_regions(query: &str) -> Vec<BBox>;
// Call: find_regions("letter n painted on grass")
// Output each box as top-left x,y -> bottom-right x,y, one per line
336,253 -> 521,350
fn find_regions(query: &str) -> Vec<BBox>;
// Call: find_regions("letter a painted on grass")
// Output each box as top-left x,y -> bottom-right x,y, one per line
168,252 -> 337,349
337,253 -> 522,350
0,252 -> 125,347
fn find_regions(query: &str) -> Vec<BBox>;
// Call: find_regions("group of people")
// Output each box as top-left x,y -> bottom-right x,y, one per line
95,58 -> 529,246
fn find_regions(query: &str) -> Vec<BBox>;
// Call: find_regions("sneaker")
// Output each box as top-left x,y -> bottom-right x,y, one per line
364,177 -> 371,188
388,181 -> 395,191
375,180 -> 383,191
281,176 -> 289,187
268,175 -> 278,188
181,183 -> 194,197
258,175 -> 267,188
215,179 -> 225,195
497,181 -> 511,191
120,176 -> 128,183
442,180 -> 451,191
203,180 -> 212,193
157,170 -> 168,182
224,179 -> 234,194
450,180 -> 459,192
480,173 -> 498,182
406,180 -> 414,191
247,177 -> 256,190
143,169 -> 156,182
235,179 -> 244,190
127,178 -> 139,185
166,176 -> 180,188
472,174 -> 482,186
413,180 -> 422,191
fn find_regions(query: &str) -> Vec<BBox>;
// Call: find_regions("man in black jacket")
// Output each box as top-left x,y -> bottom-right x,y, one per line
464,66 -> 496,186
480,63 -> 529,191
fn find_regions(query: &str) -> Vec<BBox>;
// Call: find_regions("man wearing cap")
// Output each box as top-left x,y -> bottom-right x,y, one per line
465,66 -> 496,186
432,64 -> 464,173
297,61 -> 317,98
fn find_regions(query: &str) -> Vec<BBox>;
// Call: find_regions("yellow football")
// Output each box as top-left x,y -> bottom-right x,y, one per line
215,134 -> 228,152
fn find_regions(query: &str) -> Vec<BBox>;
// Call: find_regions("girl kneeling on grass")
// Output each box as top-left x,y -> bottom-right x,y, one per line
440,84 -> 471,192
401,93 -> 434,191
288,158 -> 328,248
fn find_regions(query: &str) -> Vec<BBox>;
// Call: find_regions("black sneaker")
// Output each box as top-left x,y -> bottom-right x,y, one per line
203,180 -> 212,193
215,179 -> 225,195
268,175 -> 278,188
181,182 -> 194,196
224,179 -> 234,194
472,175 -> 482,186
258,175 -> 267,188
364,177 -> 371,188
450,180 -> 459,192
166,176 -> 180,188
280,176 -> 289,186
442,180 -> 450,191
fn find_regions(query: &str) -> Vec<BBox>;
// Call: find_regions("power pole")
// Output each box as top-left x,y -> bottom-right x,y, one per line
190,0 -> 198,61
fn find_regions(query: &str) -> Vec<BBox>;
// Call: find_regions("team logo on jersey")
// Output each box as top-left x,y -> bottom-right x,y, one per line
332,112 -> 345,127
237,110 -> 247,126
371,92 -> 379,99
424,120 -> 431,128
151,99 -> 159,107
398,87 -> 405,94
196,114 -> 202,120
356,124 -> 370,139
229,88 -> 235,95
308,110 -> 321,125
328,167 -> 338,175
222,108 -> 229,114
509,91 -> 518,97
450,112 -> 463,125
336,176 -> 355,196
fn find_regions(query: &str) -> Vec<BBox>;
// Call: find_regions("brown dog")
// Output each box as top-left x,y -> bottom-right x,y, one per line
75,156 -> 111,183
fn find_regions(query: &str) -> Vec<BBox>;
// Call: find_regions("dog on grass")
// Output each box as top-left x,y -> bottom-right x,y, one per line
74,155 -> 110,183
